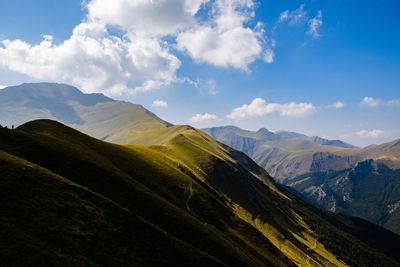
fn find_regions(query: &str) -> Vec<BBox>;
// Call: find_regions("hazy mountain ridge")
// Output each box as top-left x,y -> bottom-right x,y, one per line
275,131 -> 356,148
203,125 -> 400,234
0,83 -> 112,125
0,83 -> 172,140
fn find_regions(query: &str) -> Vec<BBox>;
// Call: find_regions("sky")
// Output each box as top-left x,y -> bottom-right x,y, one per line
0,0 -> 399,147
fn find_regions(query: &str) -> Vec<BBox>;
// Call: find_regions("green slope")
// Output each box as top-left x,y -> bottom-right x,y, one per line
0,121 -> 292,266
0,150 -> 221,266
1,120 -> 400,266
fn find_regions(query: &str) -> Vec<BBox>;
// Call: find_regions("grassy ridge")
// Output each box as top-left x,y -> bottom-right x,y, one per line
1,120 -> 400,266
0,150 -> 222,266
1,120 -> 292,266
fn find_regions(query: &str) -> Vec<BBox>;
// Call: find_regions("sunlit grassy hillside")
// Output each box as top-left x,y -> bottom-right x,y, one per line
1,120 -> 399,266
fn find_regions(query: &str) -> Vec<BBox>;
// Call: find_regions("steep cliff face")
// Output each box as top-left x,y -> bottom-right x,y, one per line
287,159 -> 400,234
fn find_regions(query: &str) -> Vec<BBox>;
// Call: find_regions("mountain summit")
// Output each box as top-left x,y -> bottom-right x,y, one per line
0,83 -> 171,141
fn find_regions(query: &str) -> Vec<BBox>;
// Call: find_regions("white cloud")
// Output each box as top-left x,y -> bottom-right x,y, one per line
85,0 -> 206,37
356,129 -> 386,139
328,101 -> 345,109
0,22 -> 180,96
227,98 -> 315,119
0,0 -> 273,95
278,4 -> 307,25
289,4 -> 308,25
307,10 -> 322,38
263,48 -> 275,63
388,99 -> 400,106
0,85 -> 6,90
359,96 -> 381,107
193,79 -> 219,95
278,10 -> 289,22
151,99 -> 168,108
176,0 -> 270,71
276,5 -> 323,38
190,113 -> 219,123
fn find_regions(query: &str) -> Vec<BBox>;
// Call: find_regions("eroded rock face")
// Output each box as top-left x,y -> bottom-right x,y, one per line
310,152 -> 352,172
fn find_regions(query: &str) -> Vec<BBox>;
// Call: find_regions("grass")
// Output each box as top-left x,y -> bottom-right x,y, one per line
1,119 -> 399,266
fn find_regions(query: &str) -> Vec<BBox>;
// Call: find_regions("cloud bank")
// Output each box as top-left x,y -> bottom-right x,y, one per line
0,0 -> 274,95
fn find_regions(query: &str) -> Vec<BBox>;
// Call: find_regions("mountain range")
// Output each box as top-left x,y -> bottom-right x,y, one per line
203,126 -> 400,234
1,83 -> 400,266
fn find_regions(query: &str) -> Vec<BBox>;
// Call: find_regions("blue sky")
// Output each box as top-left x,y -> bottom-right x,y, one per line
0,0 -> 399,146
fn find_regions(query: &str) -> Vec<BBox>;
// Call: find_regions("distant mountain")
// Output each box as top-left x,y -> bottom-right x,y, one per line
0,83 -> 171,141
306,136 -> 357,148
1,119 -> 400,266
275,130 -> 307,139
275,131 -> 356,148
365,144 -> 378,148
203,125 -> 400,234
0,83 -> 112,125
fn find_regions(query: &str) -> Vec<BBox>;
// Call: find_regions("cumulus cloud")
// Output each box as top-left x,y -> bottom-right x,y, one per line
227,98 -> 315,119
356,129 -> 386,139
0,21 -> 180,96
190,113 -> 219,123
176,0 -> 271,70
85,0 -> 204,37
359,97 -> 381,107
307,10 -> 322,38
151,99 -> 168,108
0,0 -> 272,95
328,101 -> 345,109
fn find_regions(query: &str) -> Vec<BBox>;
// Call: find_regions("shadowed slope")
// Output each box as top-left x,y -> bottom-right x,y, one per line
0,150 -> 222,266
1,120 -> 399,266
1,120 -> 292,266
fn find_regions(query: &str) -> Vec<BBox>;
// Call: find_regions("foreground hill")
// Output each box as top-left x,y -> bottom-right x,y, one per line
203,126 -> 400,234
0,83 -> 171,141
1,120 -> 400,266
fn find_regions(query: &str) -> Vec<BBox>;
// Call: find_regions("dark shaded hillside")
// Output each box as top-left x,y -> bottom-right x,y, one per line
0,149 -> 222,266
1,120 -> 400,266
288,160 -> 400,234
